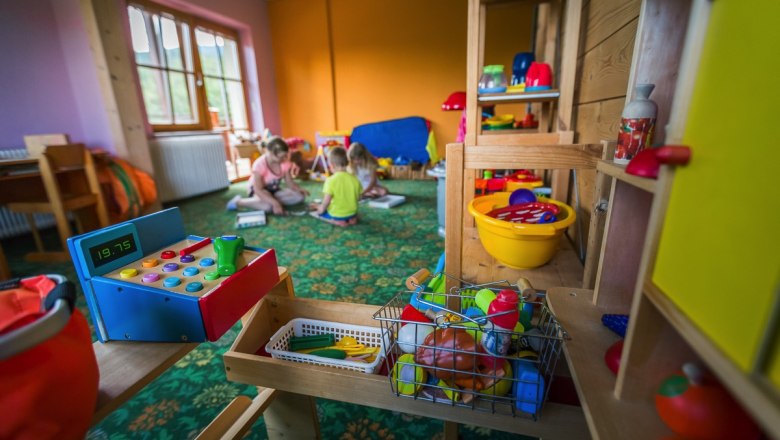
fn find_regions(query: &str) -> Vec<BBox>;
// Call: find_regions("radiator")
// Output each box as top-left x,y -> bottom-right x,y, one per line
0,148 -> 56,239
149,135 -> 230,203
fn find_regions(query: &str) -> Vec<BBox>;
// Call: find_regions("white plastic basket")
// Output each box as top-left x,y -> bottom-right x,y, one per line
265,318 -> 389,374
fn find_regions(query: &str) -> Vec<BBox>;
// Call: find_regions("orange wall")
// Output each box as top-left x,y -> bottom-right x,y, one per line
268,0 -> 533,159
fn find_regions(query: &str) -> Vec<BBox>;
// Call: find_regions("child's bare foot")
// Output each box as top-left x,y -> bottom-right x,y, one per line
347,217 -> 358,225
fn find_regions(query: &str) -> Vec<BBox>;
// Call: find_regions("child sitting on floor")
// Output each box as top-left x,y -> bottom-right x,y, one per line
310,147 -> 361,226
347,142 -> 388,198
226,136 -> 309,215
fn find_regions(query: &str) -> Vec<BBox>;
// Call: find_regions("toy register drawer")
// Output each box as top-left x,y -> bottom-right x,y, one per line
222,294 -> 588,438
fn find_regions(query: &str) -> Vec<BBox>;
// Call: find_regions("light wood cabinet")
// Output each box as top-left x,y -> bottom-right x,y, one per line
547,0 -> 780,438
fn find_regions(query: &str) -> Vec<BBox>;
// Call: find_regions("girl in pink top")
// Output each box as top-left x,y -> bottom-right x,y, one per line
226,137 -> 308,215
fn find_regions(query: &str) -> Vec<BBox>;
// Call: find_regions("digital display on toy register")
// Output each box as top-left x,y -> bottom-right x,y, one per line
88,233 -> 138,268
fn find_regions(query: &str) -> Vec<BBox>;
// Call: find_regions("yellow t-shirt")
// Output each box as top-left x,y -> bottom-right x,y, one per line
323,171 -> 362,217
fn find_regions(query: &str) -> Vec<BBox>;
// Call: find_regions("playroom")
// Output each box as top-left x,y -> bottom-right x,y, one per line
0,0 -> 778,439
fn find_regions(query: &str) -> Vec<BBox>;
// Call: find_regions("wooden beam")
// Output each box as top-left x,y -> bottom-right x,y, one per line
463,144 -> 603,170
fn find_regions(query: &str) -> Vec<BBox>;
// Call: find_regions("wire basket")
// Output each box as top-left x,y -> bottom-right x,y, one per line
372,271 -> 568,420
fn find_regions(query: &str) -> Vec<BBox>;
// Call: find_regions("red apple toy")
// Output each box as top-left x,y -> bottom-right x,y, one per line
655,363 -> 761,440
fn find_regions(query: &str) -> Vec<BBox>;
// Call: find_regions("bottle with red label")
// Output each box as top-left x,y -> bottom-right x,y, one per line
615,83 -> 658,164
483,289 -> 520,356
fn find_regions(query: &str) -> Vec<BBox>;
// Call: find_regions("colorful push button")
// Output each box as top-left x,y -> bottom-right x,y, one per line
120,268 -> 138,279
183,267 -> 200,277
180,254 -> 195,263
160,250 -> 176,259
142,273 -> 160,283
185,282 -> 204,293
142,258 -> 159,268
204,271 -> 220,281
163,277 -> 181,288
163,263 -> 179,272
199,258 -> 215,267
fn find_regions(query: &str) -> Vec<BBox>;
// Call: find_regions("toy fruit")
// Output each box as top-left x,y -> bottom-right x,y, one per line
480,359 -> 513,397
392,354 -> 426,396
397,323 -> 433,354
416,327 -> 477,381
604,339 -> 623,375
655,363 -> 761,440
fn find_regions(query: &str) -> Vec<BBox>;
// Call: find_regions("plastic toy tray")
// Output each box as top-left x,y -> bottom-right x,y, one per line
265,318 -> 388,374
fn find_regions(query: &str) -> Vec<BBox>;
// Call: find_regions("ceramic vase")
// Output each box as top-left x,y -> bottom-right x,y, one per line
615,83 -> 658,164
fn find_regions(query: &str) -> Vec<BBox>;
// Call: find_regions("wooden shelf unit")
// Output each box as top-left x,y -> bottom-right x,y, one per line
546,0 -> 780,438
465,0 -> 581,144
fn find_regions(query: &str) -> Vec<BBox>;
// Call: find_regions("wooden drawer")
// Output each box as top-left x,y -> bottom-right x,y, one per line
223,294 -> 588,439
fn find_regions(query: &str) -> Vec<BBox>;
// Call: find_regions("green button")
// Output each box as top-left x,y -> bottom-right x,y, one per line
204,271 -> 220,281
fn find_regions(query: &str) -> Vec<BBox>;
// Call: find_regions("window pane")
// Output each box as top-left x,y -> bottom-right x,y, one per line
151,14 -> 166,68
220,37 -> 241,80
160,16 -> 183,70
204,77 -> 228,127
170,71 -> 195,123
181,22 -> 193,71
138,66 -> 171,124
129,7 -> 157,66
187,74 -> 199,122
226,80 -> 247,129
196,29 -> 222,76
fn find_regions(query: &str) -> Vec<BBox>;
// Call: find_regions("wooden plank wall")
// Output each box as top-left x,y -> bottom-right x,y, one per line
570,0 -> 640,256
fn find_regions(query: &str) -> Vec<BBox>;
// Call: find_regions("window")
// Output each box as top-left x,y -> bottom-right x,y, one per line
127,2 -> 249,131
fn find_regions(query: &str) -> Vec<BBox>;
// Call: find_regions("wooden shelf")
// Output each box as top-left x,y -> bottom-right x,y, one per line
546,287 -> 673,439
596,160 -> 658,194
643,281 -> 780,438
478,89 -> 560,105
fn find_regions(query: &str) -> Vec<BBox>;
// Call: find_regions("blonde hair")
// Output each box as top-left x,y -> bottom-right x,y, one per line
328,146 -> 349,167
347,142 -> 377,170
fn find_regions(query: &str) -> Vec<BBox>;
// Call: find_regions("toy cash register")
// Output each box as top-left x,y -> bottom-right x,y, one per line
67,208 -> 279,343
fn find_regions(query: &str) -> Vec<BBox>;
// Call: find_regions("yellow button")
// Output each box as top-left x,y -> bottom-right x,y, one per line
142,258 -> 159,268
120,268 -> 138,279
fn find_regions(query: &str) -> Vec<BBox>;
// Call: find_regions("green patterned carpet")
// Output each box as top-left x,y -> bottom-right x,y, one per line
4,179 -> 531,440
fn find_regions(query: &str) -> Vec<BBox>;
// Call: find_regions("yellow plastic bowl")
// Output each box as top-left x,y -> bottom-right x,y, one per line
467,192 -> 575,269
505,180 -> 543,191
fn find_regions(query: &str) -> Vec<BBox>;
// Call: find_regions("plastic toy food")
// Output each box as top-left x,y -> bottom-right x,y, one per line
655,363 -> 761,440
392,354 -> 426,396
416,327 -> 477,381
397,323 -> 433,354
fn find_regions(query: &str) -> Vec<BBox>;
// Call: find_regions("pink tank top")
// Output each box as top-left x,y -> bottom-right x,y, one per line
250,154 -> 292,192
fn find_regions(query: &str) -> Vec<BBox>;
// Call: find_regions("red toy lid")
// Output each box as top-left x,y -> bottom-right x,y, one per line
442,91 -> 466,111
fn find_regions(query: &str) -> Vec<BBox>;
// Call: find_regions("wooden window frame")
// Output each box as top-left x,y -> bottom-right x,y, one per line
128,0 -> 251,133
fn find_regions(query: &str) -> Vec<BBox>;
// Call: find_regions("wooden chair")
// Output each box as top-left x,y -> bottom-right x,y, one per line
7,144 -> 109,262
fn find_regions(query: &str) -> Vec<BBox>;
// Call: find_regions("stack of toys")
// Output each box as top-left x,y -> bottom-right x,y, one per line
376,272 -> 564,417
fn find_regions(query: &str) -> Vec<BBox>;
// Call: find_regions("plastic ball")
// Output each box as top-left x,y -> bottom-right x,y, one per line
392,354 -> 426,396
397,323 -> 433,354
509,188 -> 536,205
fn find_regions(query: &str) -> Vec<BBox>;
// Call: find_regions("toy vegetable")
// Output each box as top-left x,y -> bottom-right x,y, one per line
415,327 -> 477,381
655,363 -> 761,440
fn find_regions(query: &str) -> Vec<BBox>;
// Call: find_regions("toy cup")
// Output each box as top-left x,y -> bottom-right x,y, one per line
525,62 -> 553,91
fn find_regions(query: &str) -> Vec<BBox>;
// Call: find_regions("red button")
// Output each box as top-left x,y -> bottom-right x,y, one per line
160,250 -> 176,259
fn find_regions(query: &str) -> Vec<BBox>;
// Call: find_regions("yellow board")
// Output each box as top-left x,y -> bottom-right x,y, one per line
652,0 -> 780,374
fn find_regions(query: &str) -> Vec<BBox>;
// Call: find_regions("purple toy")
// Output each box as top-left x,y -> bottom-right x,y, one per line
509,189 -> 536,205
